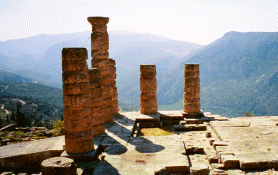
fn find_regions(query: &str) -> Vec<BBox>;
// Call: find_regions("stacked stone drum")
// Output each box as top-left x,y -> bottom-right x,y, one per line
62,48 -> 94,154
88,17 -> 118,123
183,64 -> 203,118
88,68 -> 105,135
140,65 -> 158,114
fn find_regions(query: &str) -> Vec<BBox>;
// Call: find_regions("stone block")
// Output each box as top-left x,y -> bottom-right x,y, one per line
213,141 -> 228,149
65,139 -> 94,154
91,50 -> 109,60
215,146 -> 234,157
90,98 -> 103,108
63,94 -> 90,107
92,124 -> 105,136
64,116 -> 93,132
140,72 -> 156,79
190,164 -> 209,175
91,37 -> 109,50
103,106 -> 113,123
174,124 -> 206,131
184,71 -> 199,78
62,48 -> 88,61
63,83 -> 90,95
140,64 -> 156,72
184,64 -> 199,72
62,71 -> 89,84
179,120 -> 187,125
204,147 -> 219,164
220,154 -> 240,169
89,87 -> 102,98
87,16 -> 109,26
183,91 -> 200,99
184,78 -> 200,86
184,98 -> 200,104
89,79 -> 102,89
183,104 -> 200,113
91,109 -> 105,125
62,60 -> 88,72
211,163 -> 225,170
41,157 -> 76,175
91,32 -> 109,43
88,68 -> 100,80
140,79 -> 157,92
65,130 -> 94,142
92,25 -> 107,33
184,85 -> 200,93
102,91 -> 112,99
103,98 -> 112,107
64,107 -> 91,120
102,76 -> 115,84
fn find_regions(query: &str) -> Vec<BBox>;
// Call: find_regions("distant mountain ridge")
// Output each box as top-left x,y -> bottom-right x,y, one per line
158,31 -> 278,117
0,31 -> 277,118
0,70 -> 34,83
0,31 -> 201,89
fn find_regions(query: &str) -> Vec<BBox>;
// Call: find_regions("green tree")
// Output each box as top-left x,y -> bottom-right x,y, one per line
243,111 -> 255,117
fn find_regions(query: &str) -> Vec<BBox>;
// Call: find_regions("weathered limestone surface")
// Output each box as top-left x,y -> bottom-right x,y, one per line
140,65 -> 158,114
62,48 -> 94,154
210,116 -> 278,170
88,68 -> 105,135
88,17 -> 118,123
41,157 -> 76,175
183,64 -> 203,118
0,136 -> 64,168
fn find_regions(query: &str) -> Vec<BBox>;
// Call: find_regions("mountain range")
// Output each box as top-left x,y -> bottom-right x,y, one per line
0,31 -> 277,117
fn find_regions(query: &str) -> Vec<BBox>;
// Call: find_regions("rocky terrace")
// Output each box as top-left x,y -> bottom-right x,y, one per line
1,111 -> 278,175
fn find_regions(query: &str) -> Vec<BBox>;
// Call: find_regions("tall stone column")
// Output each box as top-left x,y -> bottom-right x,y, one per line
88,17 -> 118,123
140,65 -> 158,114
88,68 -> 105,135
183,64 -> 203,118
62,48 -> 94,154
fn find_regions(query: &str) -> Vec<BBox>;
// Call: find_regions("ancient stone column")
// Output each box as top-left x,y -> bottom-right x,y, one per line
88,68 -> 105,135
183,64 -> 203,118
140,65 -> 158,114
88,17 -> 118,123
62,48 -> 94,154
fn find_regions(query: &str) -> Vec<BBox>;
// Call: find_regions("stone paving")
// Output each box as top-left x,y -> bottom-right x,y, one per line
1,111 -> 278,174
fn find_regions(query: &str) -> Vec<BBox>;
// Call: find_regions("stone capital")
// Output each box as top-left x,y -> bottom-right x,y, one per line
87,17 -> 109,26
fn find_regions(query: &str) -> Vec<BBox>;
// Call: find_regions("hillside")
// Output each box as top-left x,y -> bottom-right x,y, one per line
158,32 -> 278,117
0,70 -> 34,83
0,31 -> 277,117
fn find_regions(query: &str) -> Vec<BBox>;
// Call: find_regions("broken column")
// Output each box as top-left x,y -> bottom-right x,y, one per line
88,68 -> 105,135
41,157 -> 76,175
183,64 -> 203,118
62,48 -> 94,154
140,64 -> 158,114
87,16 -> 118,123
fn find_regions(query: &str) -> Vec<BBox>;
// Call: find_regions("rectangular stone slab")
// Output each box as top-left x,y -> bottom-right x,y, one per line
220,154 -> 240,169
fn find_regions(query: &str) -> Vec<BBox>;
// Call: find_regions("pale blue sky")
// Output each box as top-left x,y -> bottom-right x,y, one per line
0,0 -> 277,45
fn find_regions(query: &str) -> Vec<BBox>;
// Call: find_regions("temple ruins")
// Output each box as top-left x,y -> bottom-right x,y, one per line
1,16 -> 278,175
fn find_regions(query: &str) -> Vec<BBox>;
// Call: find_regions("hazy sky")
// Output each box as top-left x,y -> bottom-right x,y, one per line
0,0 -> 277,45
